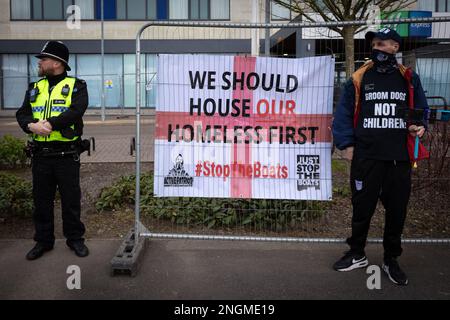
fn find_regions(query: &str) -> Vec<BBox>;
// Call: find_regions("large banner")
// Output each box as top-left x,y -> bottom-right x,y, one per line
154,54 -> 334,200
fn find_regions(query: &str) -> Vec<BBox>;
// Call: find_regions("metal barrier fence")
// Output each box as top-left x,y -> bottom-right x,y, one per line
133,17 -> 450,245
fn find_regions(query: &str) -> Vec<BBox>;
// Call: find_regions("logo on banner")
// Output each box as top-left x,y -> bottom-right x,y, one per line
296,155 -> 320,191
164,154 -> 194,187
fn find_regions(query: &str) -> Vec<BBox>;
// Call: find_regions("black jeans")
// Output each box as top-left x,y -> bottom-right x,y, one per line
32,155 -> 85,246
347,157 -> 411,260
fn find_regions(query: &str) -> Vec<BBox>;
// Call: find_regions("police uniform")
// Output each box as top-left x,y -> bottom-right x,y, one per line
16,41 -> 89,259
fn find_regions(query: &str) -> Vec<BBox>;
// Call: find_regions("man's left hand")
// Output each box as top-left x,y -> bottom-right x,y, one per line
408,125 -> 425,138
41,120 -> 53,131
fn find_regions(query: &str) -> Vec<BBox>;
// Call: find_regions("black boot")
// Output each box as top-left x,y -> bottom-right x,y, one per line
67,241 -> 89,257
26,243 -> 54,260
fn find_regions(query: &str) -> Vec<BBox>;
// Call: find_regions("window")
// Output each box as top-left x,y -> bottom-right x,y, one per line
271,0 -> 291,21
128,0 -> 146,19
11,0 -> 227,20
156,0 -> 168,19
147,0 -> 157,19
102,54 -> 124,107
146,54 -> 157,107
170,0 -> 228,20
417,0 -> 435,11
95,0 -> 117,19
77,54 -> 124,107
2,54 -> 28,109
436,0 -> 450,12
123,54 -> 146,108
11,0 -> 31,19
116,0 -> 159,20
210,0 -> 229,20
190,0 -> 208,20
11,0 -> 95,20
417,58 -> 450,105
32,0 -> 42,19
64,0 -> 73,17
43,0 -> 63,20
169,0 -> 188,19
75,0 -> 95,19
74,55 -> 102,107
116,0 -> 125,19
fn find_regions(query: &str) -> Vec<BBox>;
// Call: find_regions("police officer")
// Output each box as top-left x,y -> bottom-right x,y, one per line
16,41 -> 89,260
332,28 -> 428,285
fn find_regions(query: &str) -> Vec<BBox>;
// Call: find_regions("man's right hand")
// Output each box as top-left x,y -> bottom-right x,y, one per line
343,146 -> 354,161
28,120 -> 52,136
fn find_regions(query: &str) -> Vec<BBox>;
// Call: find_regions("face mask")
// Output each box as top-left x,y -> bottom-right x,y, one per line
370,49 -> 398,73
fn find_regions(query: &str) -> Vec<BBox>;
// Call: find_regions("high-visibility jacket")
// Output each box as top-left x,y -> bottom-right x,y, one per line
30,77 -> 78,142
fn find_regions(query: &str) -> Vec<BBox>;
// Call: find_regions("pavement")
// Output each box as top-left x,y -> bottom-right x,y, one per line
0,239 -> 449,300
1,114 -> 449,300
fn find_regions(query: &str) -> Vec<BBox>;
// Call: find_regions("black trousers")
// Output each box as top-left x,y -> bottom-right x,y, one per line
32,155 -> 85,246
347,157 -> 411,259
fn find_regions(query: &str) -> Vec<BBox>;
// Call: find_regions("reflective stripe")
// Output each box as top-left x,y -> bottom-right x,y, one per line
51,106 -> 69,113
32,106 -> 45,112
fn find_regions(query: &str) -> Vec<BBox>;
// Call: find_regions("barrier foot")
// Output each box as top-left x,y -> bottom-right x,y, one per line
110,229 -> 147,277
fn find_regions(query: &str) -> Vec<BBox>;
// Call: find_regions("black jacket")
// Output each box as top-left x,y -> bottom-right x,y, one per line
16,72 -> 89,138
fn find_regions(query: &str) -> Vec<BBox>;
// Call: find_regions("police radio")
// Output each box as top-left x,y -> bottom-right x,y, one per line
61,84 -> 70,97
29,87 -> 39,102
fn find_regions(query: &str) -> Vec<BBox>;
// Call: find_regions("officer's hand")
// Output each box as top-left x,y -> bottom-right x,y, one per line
343,146 -> 354,161
28,121 -> 52,136
408,125 -> 425,138
41,120 -> 53,131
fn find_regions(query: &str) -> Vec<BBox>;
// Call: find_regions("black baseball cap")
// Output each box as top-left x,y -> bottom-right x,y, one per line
35,41 -> 71,71
365,27 -> 402,47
